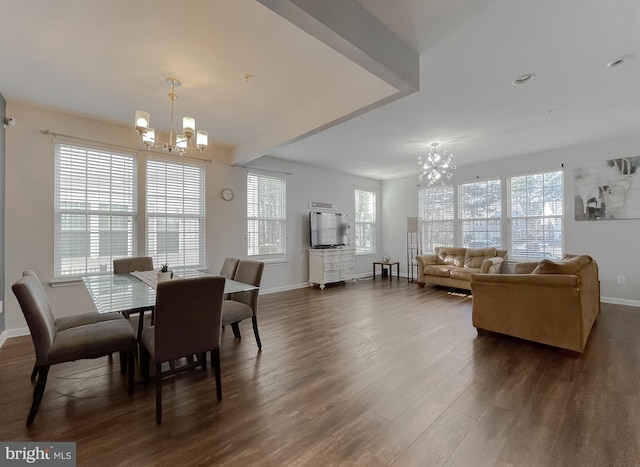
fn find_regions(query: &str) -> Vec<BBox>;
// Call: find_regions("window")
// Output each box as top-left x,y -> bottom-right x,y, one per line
354,189 -> 376,253
508,170 -> 563,259
146,158 -> 205,269
419,185 -> 454,252
459,179 -> 502,248
247,172 -> 286,260
54,143 -> 136,277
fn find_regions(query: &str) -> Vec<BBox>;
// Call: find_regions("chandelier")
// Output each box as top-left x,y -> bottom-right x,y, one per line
417,143 -> 456,185
134,77 -> 207,154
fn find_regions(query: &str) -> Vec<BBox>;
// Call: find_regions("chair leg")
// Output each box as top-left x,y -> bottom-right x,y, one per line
119,350 -> 127,374
141,347 -> 150,384
27,366 -> 50,426
252,316 -> 262,350
30,363 -> 38,382
231,322 -> 241,340
127,350 -> 135,396
200,352 -> 207,371
211,348 -> 222,401
155,363 -> 162,424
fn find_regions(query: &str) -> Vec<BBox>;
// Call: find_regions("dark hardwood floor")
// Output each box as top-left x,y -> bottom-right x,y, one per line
1,278 -> 640,466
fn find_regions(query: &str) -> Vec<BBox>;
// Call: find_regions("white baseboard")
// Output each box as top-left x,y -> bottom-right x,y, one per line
601,296 -> 640,308
0,327 -> 30,348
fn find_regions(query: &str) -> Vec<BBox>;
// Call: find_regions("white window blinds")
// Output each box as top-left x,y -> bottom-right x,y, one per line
54,143 -> 137,277
146,158 -> 205,269
355,189 -> 376,253
418,185 -> 455,252
247,172 -> 286,260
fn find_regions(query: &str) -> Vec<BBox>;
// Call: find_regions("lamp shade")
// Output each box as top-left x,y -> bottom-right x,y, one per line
135,111 -> 149,134
182,116 -> 195,137
196,130 -> 208,149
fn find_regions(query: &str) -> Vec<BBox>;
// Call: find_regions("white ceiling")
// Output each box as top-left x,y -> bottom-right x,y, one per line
1,0 -> 639,180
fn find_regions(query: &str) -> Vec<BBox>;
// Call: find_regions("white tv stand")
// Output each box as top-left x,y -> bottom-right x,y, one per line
308,247 -> 356,289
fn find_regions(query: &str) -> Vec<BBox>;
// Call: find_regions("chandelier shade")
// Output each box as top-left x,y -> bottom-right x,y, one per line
418,143 -> 456,186
134,78 -> 207,154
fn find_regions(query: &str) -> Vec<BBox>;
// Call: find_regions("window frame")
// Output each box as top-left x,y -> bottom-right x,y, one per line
354,188 -> 377,254
54,143 -> 137,278
507,169 -> 564,260
246,171 -> 287,262
458,178 -> 502,249
145,156 -> 206,270
418,184 -> 455,252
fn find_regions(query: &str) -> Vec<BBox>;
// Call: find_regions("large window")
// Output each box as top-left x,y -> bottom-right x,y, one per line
459,179 -> 501,248
54,143 -> 136,277
146,158 -> 205,269
509,170 -> 563,259
247,172 -> 286,260
354,189 -> 376,253
419,185 -> 454,251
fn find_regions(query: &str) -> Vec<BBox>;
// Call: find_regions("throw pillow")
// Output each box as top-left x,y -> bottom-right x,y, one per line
532,255 -> 592,274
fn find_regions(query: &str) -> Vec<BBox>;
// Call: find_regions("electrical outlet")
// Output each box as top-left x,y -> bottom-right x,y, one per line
0,300 -> 3,314
617,276 -> 626,285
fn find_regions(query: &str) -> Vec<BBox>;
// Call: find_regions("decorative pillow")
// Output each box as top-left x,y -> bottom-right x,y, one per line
532,255 -> 592,274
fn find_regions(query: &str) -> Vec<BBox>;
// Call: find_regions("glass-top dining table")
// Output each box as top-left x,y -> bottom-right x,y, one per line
83,269 -> 257,315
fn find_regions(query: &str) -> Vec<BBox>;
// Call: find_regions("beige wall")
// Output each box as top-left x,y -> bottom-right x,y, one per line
4,101 -> 382,336
4,100 -> 244,334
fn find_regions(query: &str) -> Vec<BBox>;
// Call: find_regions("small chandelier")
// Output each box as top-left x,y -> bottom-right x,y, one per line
134,77 -> 207,154
418,143 -> 456,185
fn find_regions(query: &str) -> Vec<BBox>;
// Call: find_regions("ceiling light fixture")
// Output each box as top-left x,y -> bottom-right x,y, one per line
512,73 -> 536,85
135,77 -> 207,154
418,143 -> 456,186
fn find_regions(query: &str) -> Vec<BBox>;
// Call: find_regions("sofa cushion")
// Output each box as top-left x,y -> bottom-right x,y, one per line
532,255 -> 593,275
450,267 -> 479,281
464,247 -> 497,268
436,247 -> 466,267
424,264 -> 455,278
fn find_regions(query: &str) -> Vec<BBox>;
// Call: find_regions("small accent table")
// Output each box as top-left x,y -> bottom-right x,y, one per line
372,261 -> 400,280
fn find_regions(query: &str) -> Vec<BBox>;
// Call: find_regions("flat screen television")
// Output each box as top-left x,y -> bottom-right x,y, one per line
309,211 -> 349,248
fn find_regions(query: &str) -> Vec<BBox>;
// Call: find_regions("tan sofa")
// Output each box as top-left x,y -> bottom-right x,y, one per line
470,254 -> 600,356
416,247 -> 507,290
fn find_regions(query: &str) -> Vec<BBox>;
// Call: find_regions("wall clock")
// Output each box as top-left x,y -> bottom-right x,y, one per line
221,188 -> 235,201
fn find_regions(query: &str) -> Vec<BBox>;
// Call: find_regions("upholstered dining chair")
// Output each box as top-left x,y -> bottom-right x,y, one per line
113,256 -> 155,340
222,260 -> 264,350
140,276 -> 225,423
22,270 -> 125,380
12,272 -> 137,425
113,256 -> 154,274
219,257 -> 240,280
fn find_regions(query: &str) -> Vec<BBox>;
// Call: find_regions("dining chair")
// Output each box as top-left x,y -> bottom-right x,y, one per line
23,270 -> 125,379
140,276 -> 225,423
222,260 -> 264,350
219,257 -> 240,279
12,273 -> 137,425
113,256 -> 154,274
112,257 -> 155,340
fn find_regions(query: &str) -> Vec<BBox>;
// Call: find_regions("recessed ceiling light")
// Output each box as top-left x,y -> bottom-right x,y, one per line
512,73 -> 536,85
547,108 -> 557,114
607,57 -> 630,68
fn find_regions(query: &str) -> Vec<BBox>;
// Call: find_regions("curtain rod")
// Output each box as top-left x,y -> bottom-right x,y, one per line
242,165 -> 292,175
40,129 -> 213,163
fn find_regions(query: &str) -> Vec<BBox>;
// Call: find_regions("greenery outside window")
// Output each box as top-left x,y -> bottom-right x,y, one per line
508,170 -> 563,259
